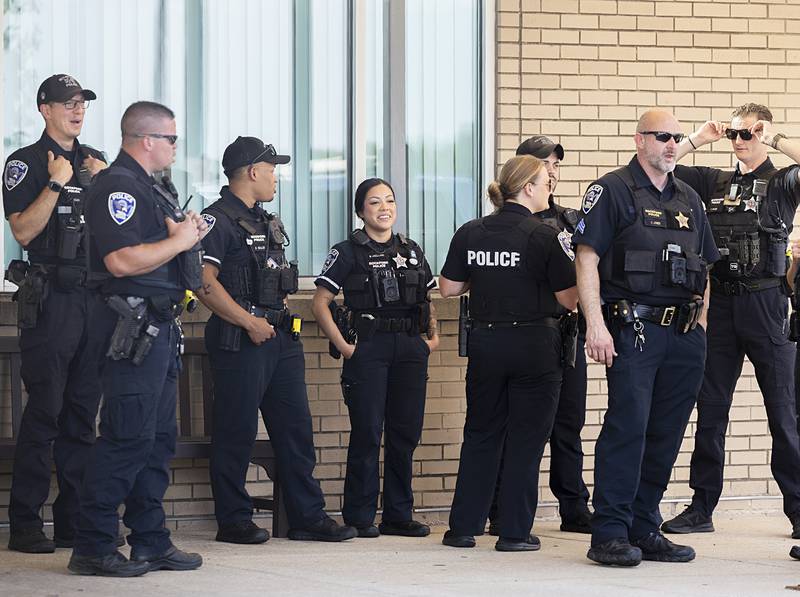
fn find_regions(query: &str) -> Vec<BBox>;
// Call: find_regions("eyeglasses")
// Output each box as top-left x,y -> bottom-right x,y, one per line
249,143 -> 277,167
132,133 -> 179,145
638,131 -> 685,143
59,100 -> 90,111
725,128 -> 754,141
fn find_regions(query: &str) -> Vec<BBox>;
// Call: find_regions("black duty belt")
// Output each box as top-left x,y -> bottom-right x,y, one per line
470,317 -> 561,331
711,277 -> 783,296
250,305 -> 291,330
32,263 -> 88,288
603,301 -> 680,327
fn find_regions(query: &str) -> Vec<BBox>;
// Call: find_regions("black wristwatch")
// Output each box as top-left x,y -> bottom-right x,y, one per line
47,180 -> 63,193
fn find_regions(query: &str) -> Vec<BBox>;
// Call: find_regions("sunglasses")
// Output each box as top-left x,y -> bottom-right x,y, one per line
249,143 -> 277,167
133,133 -> 179,145
725,128 -> 754,141
638,131 -> 685,143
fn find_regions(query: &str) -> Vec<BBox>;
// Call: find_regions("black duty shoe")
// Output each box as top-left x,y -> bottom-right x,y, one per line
631,532 -> 695,562
495,534 -> 541,552
790,513 -> 800,539
660,506 -> 714,534
560,507 -> 593,534
287,517 -> 357,542
68,550 -> 150,577
379,520 -> 431,537
8,528 -> 55,554
442,530 -> 475,548
790,545 -> 800,560
130,545 -> 203,571
55,534 -> 127,549
487,521 -> 500,536
355,525 -> 380,538
587,538 -> 642,566
215,520 -> 270,544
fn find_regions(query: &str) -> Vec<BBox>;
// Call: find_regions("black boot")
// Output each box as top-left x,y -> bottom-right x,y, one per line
587,538 -> 642,566
215,520 -> 270,544
8,528 -> 55,554
287,517 -> 357,542
68,550 -> 150,577
130,545 -> 203,571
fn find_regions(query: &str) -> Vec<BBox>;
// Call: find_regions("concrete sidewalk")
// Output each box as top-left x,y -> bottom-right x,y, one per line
1,513 -> 799,597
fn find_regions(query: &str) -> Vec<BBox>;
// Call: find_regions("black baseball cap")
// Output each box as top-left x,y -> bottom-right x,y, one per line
36,74 -> 96,107
516,135 -> 564,160
222,136 -> 290,176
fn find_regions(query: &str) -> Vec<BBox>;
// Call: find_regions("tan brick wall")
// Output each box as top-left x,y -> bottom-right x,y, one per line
498,0 -> 800,512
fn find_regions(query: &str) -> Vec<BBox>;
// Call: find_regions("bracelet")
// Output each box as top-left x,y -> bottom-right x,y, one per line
772,133 -> 787,150
688,136 -> 697,150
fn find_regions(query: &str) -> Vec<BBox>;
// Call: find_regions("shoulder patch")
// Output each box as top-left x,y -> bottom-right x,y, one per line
202,213 -> 217,232
557,230 -> 575,261
320,248 -> 339,274
582,184 -> 604,214
576,218 -> 586,234
108,192 -> 137,225
4,160 -> 29,191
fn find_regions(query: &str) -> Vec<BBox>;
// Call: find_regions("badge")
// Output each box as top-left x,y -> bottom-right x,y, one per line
576,219 -> 586,234
582,184 -> 603,214
557,230 -> 575,261
107,192 -> 136,225
743,198 -> 757,213
202,213 -> 216,232
4,160 -> 28,191
674,211 -> 690,228
392,254 -> 408,268
321,248 -> 339,274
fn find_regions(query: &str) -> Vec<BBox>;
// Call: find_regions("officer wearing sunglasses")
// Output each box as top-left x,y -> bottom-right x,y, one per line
662,103 -> 800,544
573,109 -> 720,566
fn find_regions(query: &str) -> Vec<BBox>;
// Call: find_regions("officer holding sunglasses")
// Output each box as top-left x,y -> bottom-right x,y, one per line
662,104 -> 800,541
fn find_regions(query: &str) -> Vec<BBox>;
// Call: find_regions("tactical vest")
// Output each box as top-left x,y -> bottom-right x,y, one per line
538,202 -> 579,234
342,230 -> 428,312
213,201 -> 298,310
704,165 -> 787,280
599,167 -> 708,300
465,216 -> 561,322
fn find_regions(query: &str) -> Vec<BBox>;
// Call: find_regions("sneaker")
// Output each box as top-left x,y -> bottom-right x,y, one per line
130,545 -> 203,571
355,525 -> 380,538
560,507 -> 592,534
378,520 -> 430,537
587,538 -> 642,566
631,532 -> 695,562
287,517 -> 357,542
215,520 -> 270,544
68,550 -> 150,577
661,505 -> 714,534
442,530 -> 475,548
495,534 -> 541,552
8,528 -> 55,554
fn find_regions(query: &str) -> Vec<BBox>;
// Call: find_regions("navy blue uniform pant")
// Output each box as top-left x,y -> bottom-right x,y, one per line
206,315 -> 326,529
74,308 -> 178,557
592,322 -> 705,546
10,286 -> 103,539
689,287 -> 800,518
340,331 -> 429,527
449,325 -> 562,540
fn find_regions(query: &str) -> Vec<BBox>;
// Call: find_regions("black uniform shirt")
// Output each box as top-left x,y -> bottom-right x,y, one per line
441,201 -> 576,292
3,131 -> 105,263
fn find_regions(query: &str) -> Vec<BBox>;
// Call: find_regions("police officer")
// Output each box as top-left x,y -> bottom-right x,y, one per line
487,136 -> 592,535
440,155 -> 578,552
311,178 -> 438,538
198,136 -> 356,544
662,104 -> 800,538
68,101 -> 204,577
574,109 -> 719,566
2,74 -> 107,553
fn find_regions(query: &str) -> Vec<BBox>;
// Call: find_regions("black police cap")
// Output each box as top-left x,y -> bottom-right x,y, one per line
222,136 -> 290,176
516,135 -> 564,160
37,74 -> 97,107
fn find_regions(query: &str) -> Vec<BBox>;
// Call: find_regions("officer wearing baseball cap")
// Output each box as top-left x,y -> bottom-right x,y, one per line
197,136 -> 357,544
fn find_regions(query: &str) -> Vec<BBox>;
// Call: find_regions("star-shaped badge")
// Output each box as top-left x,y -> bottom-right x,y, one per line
743,198 -> 757,212
392,254 -> 408,268
675,211 -> 690,229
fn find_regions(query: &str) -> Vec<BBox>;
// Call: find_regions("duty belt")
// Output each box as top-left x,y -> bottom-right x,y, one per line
710,277 -> 783,296
374,317 -> 414,332
603,301 -> 680,327
250,305 -> 291,330
470,317 -> 561,331
32,263 -> 87,289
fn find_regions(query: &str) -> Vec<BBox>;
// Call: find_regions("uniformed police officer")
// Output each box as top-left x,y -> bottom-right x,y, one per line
574,109 -> 719,566
68,101 -> 205,577
197,136 -> 356,544
311,178 -> 438,539
662,104 -> 800,538
2,74 -> 108,553
439,155 -> 578,552
488,136 -> 592,535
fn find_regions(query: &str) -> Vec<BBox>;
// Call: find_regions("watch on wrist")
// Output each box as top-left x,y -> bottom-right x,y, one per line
771,133 -> 787,150
47,180 -> 63,193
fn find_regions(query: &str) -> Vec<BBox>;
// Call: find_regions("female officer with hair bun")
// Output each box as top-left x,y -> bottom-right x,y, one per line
312,178 -> 438,539
439,155 -> 578,552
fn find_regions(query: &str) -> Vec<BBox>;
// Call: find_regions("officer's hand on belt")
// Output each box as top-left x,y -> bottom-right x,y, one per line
81,155 -> 107,177
585,323 -> 617,368
246,315 -> 276,345
47,150 -> 73,186
165,216 -> 202,251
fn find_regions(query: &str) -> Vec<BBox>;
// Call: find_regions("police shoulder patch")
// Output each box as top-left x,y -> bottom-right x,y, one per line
320,248 -> 339,274
202,213 -> 217,232
4,160 -> 29,191
582,184 -> 604,214
557,230 -> 575,261
108,192 -> 137,225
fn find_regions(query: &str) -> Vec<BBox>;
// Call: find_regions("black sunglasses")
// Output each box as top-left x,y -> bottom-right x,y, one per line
638,131 -> 685,143
133,133 -> 179,145
249,143 -> 277,167
725,128 -> 754,141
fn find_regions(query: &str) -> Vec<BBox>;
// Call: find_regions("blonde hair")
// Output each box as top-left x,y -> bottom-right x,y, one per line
487,155 -> 545,210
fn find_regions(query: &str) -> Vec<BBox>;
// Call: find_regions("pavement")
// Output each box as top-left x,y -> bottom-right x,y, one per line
1,513 -> 800,596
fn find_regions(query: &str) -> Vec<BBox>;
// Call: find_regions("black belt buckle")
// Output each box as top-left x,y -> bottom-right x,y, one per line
660,306 -> 676,326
